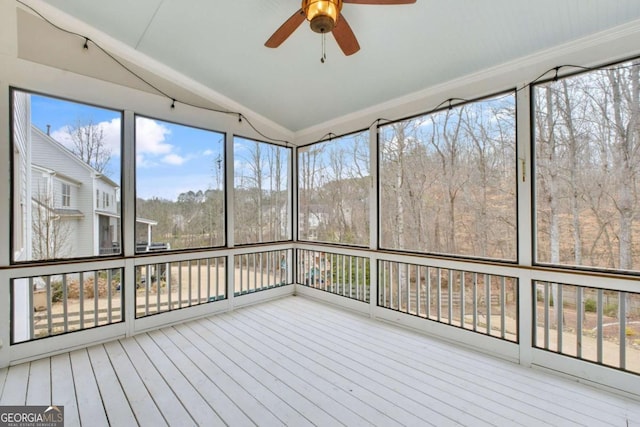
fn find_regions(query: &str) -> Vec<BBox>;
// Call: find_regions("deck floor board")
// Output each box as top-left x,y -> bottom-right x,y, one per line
271,298 -> 594,425
0,296 -> 638,426
50,354 -> 80,426
258,301 -> 554,426
218,312 -> 395,426
278,297 -> 640,423
25,357 -> 50,406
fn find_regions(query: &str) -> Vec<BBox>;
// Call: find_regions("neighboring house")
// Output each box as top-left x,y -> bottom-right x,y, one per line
30,125 -> 120,258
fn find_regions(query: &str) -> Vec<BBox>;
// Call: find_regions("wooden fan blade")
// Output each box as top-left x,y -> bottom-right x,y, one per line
332,15 -> 360,56
265,9 -> 305,48
343,0 -> 416,4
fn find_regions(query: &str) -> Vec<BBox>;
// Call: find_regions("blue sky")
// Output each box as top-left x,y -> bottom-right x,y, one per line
29,93 -> 225,201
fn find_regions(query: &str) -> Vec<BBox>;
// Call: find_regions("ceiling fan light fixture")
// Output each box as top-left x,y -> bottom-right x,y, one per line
303,0 -> 342,33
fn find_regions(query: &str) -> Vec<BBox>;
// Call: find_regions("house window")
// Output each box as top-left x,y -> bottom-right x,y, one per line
103,192 -> 109,208
61,183 -> 71,207
533,58 -> 640,272
234,137 -> 291,245
298,130 -> 370,246
379,92 -> 517,261
96,190 -> 100,208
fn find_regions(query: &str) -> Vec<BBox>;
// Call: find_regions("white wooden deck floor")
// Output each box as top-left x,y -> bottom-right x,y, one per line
1,295 -> 639,426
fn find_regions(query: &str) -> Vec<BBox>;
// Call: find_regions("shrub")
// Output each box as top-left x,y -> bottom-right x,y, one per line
604,303 -> 618,318
584,298 -> 597,313
536,289 -> 553,306
50,281 -> 64,303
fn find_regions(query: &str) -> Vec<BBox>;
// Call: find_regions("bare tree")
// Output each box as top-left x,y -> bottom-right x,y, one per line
32,186 -> 72,260
66,118 -> 112,175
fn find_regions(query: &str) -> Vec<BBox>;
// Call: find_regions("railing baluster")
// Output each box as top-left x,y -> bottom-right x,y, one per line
157,263 -> 162,311
178,261 -> 183,309
544,281 -> 550,349
395,262 -> 401,311
557,283 -> 563,353
331,253 -> 336,293
168,262 -> 173,309
215,257 -> 220,299
426,266 -> 431,319
62,273 -> 68,333
381,260 -> 386,306
188,260 -> 193,306
356,257 -> 360,301
267,252 -> 272,288
349,256 -> 354,299
485,274 -> 491,336
500,276 -> 506,339
576,286 -> 583,358
597,288 -> 603,363
532,281 -> 538,346
206,258 -> 211,302
619,291 -> 626,370
28,278 -> 34,339
145,265 -> 150,316
253,252 -> 257,292
472,273 -> 478,332
416,264 -> 421,317
79,272 -> 84,330
259,252 -> 264,291
93,271 -> 99,326
460,271 -> 465,328
406,263 -> 411,313
107,269 -> 113,323
45,276 -> 52,334
247,255 -> 251,292
196,259 -> 201,304
436,268 -> 442,322
448,269 -> 453,325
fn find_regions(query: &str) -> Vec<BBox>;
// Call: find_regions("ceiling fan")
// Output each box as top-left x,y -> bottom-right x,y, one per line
265,0 -> 417,56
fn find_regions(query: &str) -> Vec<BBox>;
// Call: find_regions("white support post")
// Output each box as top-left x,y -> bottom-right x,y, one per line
516,86 -> 533,367
122,110 -> 136,257
369,125 -> 379,318
122,110 -> 137,336
291,144 -> 298,295
226,133 -> 236,308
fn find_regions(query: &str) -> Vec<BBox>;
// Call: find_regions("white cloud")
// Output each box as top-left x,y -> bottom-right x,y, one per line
135,117 -> 173,155
203,149 -> 214,156
136,154 -> 158,168
50,117 -> 122,157
162,154 -> 187,165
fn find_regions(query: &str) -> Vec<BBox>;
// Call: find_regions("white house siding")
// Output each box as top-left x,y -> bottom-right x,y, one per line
95,178 -> 119,215
95,175 -> 121,253
12,91 -> 31,261
30,127 -> 96,258
11,92 -> 31,342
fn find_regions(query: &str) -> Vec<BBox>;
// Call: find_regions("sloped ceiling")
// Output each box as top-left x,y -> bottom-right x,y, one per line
22,0 -> 640,132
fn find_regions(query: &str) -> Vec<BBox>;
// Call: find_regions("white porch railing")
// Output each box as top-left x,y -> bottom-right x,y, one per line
5,242 -> 640,396
12,268 -> 123,343
534,280 -> 640,375
378,259 -> 518,342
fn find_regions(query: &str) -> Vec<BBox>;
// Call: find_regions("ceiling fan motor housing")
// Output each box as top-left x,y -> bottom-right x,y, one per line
302,0 -> 343,33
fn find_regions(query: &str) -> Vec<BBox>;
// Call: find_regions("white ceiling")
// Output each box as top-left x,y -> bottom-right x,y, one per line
29,0 -> 640,132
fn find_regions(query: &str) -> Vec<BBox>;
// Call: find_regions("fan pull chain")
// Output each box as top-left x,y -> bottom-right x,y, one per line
321,33 -> 327,63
